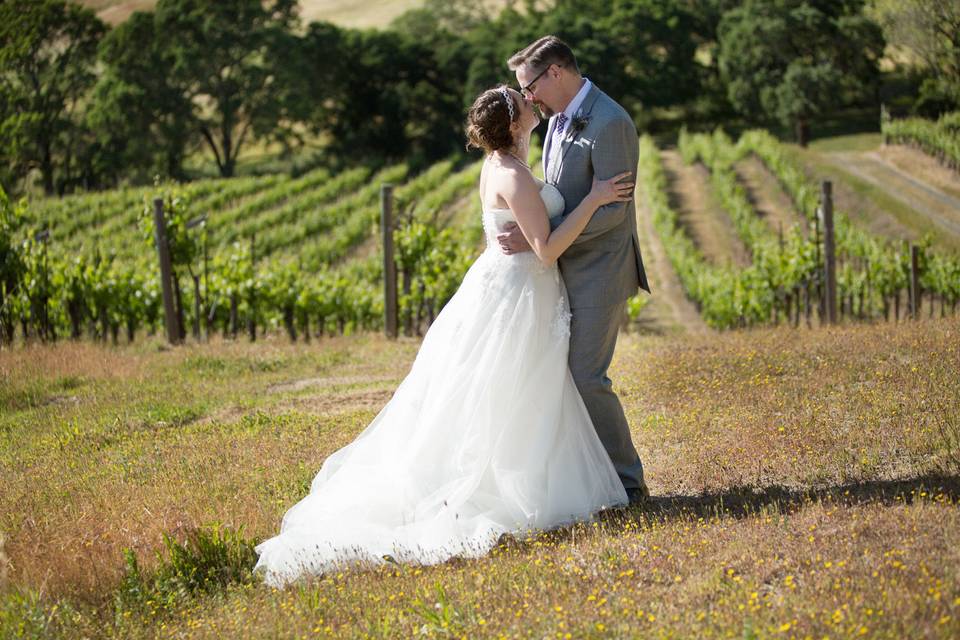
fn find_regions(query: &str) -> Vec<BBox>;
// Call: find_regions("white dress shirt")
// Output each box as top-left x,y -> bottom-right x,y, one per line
551,78 -> 592,139
544,78 -> 592,178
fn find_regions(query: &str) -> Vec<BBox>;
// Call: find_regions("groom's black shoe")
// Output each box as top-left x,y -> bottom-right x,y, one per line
626,485 -> 650,507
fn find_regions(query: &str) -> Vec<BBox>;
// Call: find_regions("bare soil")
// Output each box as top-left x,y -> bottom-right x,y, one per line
633,175 -> 710,335
661,150 -> 751,269
734,155 -> 808,238
85,0 -> 153,24
336,232 -> 380,265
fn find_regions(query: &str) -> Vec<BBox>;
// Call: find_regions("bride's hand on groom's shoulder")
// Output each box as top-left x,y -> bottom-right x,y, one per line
498,222 -> 531,255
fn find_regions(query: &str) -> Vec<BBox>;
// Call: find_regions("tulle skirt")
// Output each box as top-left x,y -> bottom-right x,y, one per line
254,249 -> 627,587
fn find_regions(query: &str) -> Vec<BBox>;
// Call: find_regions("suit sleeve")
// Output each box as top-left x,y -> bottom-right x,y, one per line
548,211 -> 562,232
568,116 -> 638,245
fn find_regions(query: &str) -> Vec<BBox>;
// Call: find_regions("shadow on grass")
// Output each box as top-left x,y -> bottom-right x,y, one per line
638,473 -> 960,520
498,473 -> 960,551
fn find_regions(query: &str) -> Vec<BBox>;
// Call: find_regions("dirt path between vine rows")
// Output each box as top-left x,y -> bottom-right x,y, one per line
631,154 -> 710,335
734,155 -> 808,238
661,150 -> 751,269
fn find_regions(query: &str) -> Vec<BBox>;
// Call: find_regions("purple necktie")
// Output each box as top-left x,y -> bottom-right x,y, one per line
554,113 -> 568,138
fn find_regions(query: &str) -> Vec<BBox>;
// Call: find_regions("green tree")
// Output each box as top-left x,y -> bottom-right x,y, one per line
152,0 -> 300,177
454,0 -> 704,132
562,0 -> 702,118
869,0 -> 960,113
717,0 -> 884,146
90,11 -> 194,183
0,0 -> 106,195
0,186 -> 25,343
305,26 -> 467,166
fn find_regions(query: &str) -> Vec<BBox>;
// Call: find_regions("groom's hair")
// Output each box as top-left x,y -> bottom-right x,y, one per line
508,36 -> 580,75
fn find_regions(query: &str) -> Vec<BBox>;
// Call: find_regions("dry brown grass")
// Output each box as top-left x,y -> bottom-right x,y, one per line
791,143 -> 960,253
127,494 -> 960,639
875,145 -> 960,202
1,319 -> 959,637
0,335 -> 418,601
617,321 -> 960,494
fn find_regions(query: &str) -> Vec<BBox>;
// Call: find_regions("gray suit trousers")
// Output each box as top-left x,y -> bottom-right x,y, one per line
568,301 -> 645,490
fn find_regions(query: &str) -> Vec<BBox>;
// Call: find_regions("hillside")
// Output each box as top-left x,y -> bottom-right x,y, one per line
1,319 -> 958,637
80,0 -> 504,28
797,134 -> 960,253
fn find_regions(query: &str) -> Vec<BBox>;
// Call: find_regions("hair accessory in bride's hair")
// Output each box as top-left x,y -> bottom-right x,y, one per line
498,87 -> 515,121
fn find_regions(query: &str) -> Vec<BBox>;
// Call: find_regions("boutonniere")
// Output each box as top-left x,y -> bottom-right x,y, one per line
571,111 -> 590,134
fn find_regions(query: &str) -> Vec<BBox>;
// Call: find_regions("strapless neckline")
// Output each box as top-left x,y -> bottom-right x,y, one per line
481,181 -> 565,251
483,181 -> 563,213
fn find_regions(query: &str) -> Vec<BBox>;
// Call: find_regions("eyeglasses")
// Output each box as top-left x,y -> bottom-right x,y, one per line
519,64 -> 556,99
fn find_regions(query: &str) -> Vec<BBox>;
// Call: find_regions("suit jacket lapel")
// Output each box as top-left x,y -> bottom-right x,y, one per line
548,86 -> 602,185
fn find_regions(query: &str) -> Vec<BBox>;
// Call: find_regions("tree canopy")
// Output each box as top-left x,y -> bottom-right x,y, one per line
0,0 -> 105,195
0,0 -> 945,195
151,0 -> 301,178
717,0 -> 884,146
869,0 -> 960,114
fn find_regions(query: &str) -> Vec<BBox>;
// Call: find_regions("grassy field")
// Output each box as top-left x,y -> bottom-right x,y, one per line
2,318 -> 959,638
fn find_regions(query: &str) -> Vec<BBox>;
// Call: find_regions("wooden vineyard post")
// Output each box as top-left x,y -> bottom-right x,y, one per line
248,234 -> 257,342
185,215 -> 206,341
821,181 -> 837,325
191,277 -> 201,339
299,257 -> 310,344
910,245 -> 921,320
793,285 -> 801,328
381,184 -> 398,339
34,229 -> 52,341
203,238 -> 211,341
229,294 -> 238,338
813,212 -> 822,323
153,198 -> 182,345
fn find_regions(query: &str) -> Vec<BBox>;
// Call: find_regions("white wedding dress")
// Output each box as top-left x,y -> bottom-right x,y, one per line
254,180 -> 627,587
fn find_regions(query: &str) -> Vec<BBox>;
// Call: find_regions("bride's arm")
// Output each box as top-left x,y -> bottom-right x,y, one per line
502,169 -> 633,267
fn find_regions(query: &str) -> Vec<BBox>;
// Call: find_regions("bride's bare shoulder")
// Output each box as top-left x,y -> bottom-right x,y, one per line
486,155 -> 536,193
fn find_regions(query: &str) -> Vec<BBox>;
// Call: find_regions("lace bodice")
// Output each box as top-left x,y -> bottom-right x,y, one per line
482,181 -> 565,248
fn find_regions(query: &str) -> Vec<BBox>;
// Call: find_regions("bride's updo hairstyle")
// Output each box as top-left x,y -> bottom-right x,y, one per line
466,85 -> 518,153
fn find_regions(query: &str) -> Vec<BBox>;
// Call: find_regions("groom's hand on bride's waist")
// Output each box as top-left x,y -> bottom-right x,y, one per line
498,222 -> 531,255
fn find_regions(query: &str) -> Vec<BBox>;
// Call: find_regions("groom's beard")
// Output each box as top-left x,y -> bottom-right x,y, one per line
536,103 -> 555,119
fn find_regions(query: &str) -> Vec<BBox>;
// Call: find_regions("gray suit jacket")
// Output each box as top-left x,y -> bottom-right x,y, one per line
545,84 -> 649,309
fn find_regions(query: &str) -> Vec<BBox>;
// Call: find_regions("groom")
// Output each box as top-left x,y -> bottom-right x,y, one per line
498,36 -> 651,505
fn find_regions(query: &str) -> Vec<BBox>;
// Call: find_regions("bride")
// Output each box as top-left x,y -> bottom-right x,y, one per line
254,85 -> 635,587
